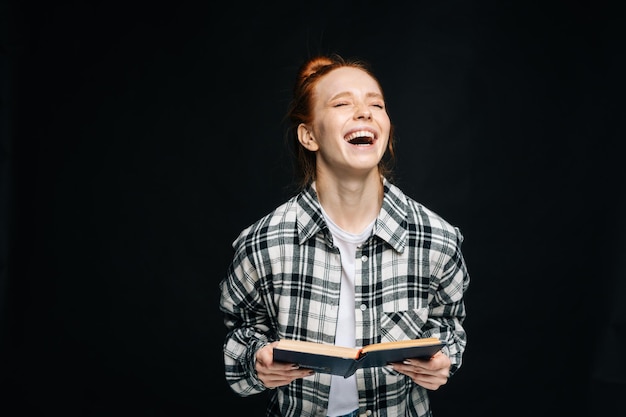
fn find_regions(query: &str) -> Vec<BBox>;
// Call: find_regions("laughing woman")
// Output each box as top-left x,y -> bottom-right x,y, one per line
219,54 -> 470,417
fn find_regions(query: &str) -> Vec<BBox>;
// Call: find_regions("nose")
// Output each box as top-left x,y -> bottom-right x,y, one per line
355,105 -> 372,120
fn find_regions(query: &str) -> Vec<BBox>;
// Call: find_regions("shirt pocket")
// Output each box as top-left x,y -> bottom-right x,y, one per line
379,308 -> 429,343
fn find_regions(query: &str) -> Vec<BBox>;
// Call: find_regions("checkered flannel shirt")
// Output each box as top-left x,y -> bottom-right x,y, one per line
219,178 -> 470,417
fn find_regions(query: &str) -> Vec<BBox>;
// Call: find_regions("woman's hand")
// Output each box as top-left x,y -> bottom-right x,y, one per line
255,342 -> 315,389
391,350 -> 451,390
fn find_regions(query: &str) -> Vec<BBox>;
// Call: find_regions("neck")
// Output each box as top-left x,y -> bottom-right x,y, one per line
315,172 -> 383,234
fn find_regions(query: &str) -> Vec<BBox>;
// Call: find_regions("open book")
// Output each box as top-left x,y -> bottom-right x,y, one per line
273,337 -> 444,378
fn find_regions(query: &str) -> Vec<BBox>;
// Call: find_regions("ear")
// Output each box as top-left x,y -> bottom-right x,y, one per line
297,123 -> 319,151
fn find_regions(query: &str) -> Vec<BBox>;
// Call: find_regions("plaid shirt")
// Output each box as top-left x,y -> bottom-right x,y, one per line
219,178 -> 470,417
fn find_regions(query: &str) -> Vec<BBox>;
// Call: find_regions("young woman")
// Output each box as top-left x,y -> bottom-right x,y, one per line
219,54 -> 470,417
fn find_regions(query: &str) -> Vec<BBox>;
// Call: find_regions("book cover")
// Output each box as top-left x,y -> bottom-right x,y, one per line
273,338 -> 444,378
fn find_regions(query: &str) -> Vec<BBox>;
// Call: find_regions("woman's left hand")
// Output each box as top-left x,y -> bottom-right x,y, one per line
390,350 -> 451,390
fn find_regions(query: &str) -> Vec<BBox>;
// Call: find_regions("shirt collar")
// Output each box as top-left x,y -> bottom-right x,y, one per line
296,177 -> 408,253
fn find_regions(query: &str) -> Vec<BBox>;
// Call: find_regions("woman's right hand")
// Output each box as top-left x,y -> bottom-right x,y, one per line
255,341 -> 315,389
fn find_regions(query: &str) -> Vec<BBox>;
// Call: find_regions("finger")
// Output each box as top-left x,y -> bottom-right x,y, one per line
411,373 -> 449,390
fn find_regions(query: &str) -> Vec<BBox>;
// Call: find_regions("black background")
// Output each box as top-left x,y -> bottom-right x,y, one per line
2,1 -> 625,416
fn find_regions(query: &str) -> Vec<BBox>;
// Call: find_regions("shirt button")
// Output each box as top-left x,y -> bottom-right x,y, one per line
360,304 -> 367,311
361,255 -> 368,262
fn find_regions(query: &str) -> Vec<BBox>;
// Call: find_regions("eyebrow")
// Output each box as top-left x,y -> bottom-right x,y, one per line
329,91 -> 385,101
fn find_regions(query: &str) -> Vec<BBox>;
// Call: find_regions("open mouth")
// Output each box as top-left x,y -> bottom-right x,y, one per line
345,130 -> 376,145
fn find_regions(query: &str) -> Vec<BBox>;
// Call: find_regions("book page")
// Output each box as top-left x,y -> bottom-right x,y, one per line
275,340 -> 361,359
361,337 -> 442,353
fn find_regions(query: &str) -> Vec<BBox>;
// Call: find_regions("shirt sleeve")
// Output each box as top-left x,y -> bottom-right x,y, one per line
219,234 -> 277,396
424,225 -> 470,376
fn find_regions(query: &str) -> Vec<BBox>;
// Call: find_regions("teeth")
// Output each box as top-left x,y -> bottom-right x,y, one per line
345,130 -> 375,141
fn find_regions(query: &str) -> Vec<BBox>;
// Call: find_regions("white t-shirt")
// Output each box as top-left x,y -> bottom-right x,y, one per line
322,208 -> 375,417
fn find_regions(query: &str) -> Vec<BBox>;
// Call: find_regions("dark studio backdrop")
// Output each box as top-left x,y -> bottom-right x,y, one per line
1,1 -> 625,416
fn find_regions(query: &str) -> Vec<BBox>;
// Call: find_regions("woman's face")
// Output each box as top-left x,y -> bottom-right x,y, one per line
298,66 -> 391,179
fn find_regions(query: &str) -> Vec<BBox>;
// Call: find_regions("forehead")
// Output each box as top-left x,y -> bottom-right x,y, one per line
315,67 -> 382,97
